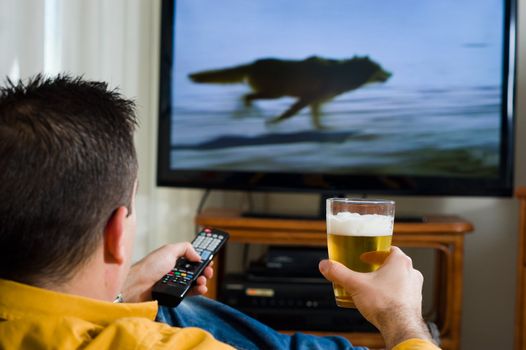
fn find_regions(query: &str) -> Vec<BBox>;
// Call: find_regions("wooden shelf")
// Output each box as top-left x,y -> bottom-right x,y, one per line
196,208 -> 474,350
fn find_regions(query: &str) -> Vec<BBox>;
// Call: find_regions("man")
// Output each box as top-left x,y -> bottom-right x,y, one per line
0,75 -> 439,349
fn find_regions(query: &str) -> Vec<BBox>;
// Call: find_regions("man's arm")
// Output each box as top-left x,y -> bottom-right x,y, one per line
122,243 -> 213,303
319,246 -> 435,349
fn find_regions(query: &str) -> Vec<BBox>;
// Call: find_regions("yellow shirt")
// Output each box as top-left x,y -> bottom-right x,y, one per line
0,279 -> 233,349
0,279 -> 440,350
394,339 -> 441,350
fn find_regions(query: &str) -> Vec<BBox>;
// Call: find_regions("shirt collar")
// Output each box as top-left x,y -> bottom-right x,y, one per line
0,279 -> 158,326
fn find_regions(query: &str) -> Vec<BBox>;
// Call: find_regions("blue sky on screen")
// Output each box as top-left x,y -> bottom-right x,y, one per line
173,0 -> 503,91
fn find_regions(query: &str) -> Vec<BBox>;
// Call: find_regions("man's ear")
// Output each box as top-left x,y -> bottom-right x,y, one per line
103,207 -> 129,264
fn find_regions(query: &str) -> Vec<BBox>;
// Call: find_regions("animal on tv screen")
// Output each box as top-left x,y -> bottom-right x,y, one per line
168,0 -> 504,178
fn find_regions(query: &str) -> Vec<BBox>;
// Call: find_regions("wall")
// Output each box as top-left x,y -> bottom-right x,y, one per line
0,0 -> 210,258
1,1 -> 525,348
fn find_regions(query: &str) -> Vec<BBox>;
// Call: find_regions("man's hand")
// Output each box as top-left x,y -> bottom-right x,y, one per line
122,243 -> 213,303
319,246 -> 432,349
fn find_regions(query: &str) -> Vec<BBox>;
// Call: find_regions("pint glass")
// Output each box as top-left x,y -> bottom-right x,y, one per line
326,198 -> 395,308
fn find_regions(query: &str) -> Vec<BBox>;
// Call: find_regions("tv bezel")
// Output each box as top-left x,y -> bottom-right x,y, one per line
157,0 -> 516,197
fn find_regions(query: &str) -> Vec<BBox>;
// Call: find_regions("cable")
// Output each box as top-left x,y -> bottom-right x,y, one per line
197,189 -> 211,214
246,191 -> 255,213
195,189 -> 211,233
242,244 -> 250,270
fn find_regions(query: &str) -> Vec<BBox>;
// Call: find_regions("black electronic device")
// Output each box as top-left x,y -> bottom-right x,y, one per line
248,246 -> 328,280
220,247 -> 376,332
157,0 -> 516,197
152,228 -> 229,307
219,274 -> 377,332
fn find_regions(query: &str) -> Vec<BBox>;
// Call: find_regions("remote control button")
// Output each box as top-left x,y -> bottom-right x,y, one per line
200,250 -> 211,260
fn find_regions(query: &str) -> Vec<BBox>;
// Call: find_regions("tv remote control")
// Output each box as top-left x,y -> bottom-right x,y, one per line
152,228 -> 229,307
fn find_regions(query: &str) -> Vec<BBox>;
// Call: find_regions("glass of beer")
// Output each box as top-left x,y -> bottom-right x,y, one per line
326,198 -> 395,308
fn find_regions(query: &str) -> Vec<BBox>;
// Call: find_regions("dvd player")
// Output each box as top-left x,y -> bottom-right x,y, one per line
247,246 -> 328,279
219,273 -> 377,332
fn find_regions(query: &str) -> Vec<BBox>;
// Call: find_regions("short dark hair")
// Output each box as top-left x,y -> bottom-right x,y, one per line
0,75 -> 138,285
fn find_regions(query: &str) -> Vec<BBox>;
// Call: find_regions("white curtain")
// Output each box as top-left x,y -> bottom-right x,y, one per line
0,0 -> 206,259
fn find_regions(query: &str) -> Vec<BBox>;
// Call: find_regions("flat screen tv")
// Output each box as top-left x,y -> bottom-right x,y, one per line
157,0 -> 516,196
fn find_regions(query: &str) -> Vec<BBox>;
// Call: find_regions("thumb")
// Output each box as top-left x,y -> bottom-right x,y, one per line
319,259 -> 363,289
172,242 -> 201,262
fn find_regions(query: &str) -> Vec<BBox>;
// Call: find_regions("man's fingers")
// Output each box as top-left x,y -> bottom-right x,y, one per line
188,276 -> 208,296
381,246 -> 413,270
387,246 -> 404,259
167,242 -> 201,262
202,265 -> 214,279
319,259 -> 363,289
188,284 -> 208,296
195,275 -> 207,286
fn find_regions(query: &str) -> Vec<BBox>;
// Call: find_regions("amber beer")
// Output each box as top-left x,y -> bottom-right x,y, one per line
326,199 -> 395,308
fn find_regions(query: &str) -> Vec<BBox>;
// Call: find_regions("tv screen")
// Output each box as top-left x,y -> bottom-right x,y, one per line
157,0 -> 516,196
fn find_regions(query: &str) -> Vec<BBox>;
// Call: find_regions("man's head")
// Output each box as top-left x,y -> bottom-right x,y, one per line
0,75 -> 138,287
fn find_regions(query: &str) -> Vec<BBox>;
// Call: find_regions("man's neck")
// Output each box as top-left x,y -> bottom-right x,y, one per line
43,246 -> 116,302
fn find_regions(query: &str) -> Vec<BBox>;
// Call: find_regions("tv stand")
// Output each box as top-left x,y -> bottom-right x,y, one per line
196,208 -> 473,350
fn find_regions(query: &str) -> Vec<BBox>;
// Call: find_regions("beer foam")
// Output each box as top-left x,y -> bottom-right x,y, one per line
327,212 -> 393,237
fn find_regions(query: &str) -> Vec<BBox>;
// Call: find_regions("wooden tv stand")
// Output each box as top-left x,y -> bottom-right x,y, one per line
196,208 -> 473,350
